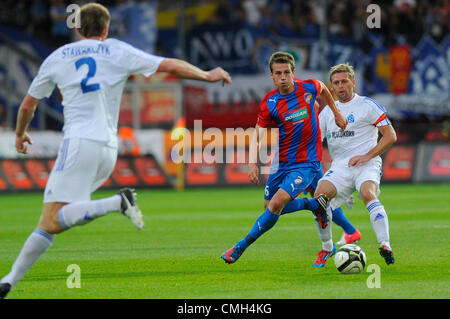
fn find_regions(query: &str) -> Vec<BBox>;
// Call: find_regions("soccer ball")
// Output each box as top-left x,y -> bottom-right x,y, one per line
334,244 -> 367,274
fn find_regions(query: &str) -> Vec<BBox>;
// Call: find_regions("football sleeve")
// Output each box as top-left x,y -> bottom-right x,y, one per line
28,58 -> 56,99
123,42 -> 165,77
256,95 -> 274,128
303,78 -> 322,98
364,97 -> 391,127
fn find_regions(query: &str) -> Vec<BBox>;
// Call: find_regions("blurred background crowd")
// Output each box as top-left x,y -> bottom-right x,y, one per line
1,0 -> 448,51
0,0 -> 449,141
0,0 -> 448,187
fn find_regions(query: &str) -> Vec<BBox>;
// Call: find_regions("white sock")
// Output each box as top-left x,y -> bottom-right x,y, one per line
58,195 -> 121,230
367,200 -> 390,248
315,205 -> 334,251
1,229 -> 54,287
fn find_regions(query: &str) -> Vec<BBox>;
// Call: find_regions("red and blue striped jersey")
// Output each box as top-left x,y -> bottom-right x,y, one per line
257,78 -> 323,163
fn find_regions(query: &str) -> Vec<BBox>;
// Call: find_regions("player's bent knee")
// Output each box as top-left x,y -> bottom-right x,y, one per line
38,220 -> 63,235
268,198 -> 285,214
360,181 -> 378,203
314,180 -> 337,199
360,190 -> 377,204
38,214 -> 64,234
38,205 -> 66,235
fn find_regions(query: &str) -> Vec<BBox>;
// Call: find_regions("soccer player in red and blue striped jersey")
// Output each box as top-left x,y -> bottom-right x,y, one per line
221,52 -> 347,266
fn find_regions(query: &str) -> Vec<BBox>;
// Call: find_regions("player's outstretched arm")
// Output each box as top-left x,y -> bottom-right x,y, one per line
348,124 -> 397,167
15,94 -> 40,154
248,125 -> 267,185
319,81 -> 347,131
158,58 -> 231,86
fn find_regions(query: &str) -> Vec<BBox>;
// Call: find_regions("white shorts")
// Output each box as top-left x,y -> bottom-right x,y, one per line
44,138 -> 117,203
318,157 -> 382,210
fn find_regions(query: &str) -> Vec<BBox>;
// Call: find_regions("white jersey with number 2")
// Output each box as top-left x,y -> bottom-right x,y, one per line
319,93 -> 391,166
28,38 -> 164,148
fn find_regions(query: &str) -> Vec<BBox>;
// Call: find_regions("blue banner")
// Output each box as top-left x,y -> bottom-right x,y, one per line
0,25 -> 61,129
409,36 -> 450,94
183,23 -> 360,74
369,35 -> 450,96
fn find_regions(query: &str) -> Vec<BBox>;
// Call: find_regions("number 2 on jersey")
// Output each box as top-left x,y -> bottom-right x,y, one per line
75,57 -> 100,93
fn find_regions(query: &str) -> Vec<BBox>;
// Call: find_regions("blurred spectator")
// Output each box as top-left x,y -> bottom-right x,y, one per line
242,0 -> 267,27
214,0 -> 239,24
29,0 -> 51,43
426,0 -> 450,42
0,103 -> 6,131
49,0 -> 70,48
0,0 -> 30,29
2,0 -> 449,51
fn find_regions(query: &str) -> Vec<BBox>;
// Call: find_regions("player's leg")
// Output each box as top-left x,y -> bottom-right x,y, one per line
222,165 -> 314,264
311,165 -> 358,267
221,188 -> 290,264
45,139 -> 141,230
0,202 -> 61,297
281,167 -> 324,215
281,190 -> 331,227
280,200 -> 361,244
0,140 -> 138,298
333,204 -> 362,245
312,206 -> 336,268
334,210 -> 361,245
282,172 -> 360,244
280,197 -> 310,214
0,193 -> 133,298
359,180 -> 394,265
310,179 -> 337,267
1,193 -> 142,296
278,164 -> 331,226
0,223 -> 55,296
310,179 -> 336,229
332,207 -> 356,234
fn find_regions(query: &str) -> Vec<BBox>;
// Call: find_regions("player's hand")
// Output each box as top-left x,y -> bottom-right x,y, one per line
344,194 -> 355,210
15,132 -> 33,154
207,67 -> 232,86
334,111 -> 348,131
248,163 -> 259,185
348,154 -> 371,167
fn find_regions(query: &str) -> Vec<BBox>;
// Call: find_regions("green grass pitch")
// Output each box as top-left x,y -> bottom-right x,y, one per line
0,184 -> 449,299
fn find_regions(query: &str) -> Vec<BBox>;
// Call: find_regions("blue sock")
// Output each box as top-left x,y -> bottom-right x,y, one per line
238,208 -> 280,250
332,207 -> 356,234
306,198 -> 319,211
281,198 -> 309,215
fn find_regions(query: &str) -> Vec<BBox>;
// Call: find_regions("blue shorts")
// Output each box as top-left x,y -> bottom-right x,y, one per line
264,161 -> 322,200
304,165 -> 324,195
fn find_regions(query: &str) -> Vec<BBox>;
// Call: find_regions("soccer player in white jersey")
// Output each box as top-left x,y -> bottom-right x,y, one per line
0,3 -> 231,299
314,63 -> 397,266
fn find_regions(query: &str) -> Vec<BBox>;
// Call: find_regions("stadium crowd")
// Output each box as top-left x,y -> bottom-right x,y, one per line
1,0 -> 448,51
0,0 -> 448,137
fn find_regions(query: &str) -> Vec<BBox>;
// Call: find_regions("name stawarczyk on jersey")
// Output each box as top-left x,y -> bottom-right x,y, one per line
62,44 -> 111,58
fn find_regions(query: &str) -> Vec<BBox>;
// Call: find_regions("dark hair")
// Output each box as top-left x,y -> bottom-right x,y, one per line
78,3 -> 110,38
268,51 -> 295,73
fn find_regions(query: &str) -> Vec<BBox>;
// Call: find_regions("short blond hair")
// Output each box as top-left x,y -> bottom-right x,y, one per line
78,3 -> 110,38
329,63 -> 355,82
268,51 -> 295,73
